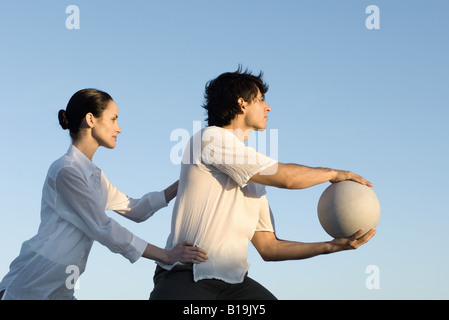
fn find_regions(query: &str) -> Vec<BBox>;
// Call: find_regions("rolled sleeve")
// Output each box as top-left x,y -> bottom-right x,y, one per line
256,197 -> 276,233
202,127 -> 278,188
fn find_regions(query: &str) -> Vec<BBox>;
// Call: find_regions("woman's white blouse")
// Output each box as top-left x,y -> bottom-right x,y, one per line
0,145 -> 167,299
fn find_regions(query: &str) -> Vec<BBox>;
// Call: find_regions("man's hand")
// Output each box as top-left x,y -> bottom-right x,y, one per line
328,229 -> 376,253
330,170 -> 374,187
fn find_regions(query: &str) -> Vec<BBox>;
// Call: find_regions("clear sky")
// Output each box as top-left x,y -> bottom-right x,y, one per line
1,0 -> 448,299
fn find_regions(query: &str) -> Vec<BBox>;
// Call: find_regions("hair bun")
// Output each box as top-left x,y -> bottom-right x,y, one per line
58,109 -> 70,130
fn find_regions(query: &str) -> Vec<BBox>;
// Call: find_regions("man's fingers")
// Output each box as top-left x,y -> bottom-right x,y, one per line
333,170 -> 374,187
352,228 -> 376,240
352,228 -> 376,248
352,175 -> 374,187
351,229 -> 364,239
359,229 -> 376,242
359,179 -> 374,187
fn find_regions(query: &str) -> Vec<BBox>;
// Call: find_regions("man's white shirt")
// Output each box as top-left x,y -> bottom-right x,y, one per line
159,126 -> 278,283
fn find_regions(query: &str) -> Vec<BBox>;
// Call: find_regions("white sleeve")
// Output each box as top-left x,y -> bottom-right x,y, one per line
256,195 -> 276,233
55,167 -> 147,263
104,173 -> 168,223
202,128 -> 278,188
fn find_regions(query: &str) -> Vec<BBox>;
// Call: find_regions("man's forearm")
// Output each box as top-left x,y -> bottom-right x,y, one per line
281,164 -> 337,189
262,240 -> 333,261
250,163 -> 372,189
252,230 -> 377,262
252,232 -> 333,262
250,163 -> 337,189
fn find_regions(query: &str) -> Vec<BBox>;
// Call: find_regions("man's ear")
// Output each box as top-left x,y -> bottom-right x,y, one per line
237,98 -> 246,112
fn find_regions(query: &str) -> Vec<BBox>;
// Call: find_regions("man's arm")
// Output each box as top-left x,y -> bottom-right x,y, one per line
249,163 -> 373,189
251,229 -> 376,262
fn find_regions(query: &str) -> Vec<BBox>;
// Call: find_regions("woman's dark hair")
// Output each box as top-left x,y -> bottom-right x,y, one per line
58,88 -> 113,140
202,65 -> 269,127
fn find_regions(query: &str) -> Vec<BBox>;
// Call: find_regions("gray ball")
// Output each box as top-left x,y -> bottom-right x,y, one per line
318,181 -> 380,238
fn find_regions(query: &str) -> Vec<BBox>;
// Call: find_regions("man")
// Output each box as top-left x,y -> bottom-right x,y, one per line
150,67 -> 376,300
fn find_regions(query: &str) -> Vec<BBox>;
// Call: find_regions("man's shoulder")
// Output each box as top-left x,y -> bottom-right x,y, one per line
201,126 -> 227,141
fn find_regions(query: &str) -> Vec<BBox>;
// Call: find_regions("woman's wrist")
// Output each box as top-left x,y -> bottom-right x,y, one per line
164,180 -> 179,203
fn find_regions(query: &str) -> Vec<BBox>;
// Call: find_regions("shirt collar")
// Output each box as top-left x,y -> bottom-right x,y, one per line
66,144 -> 100,178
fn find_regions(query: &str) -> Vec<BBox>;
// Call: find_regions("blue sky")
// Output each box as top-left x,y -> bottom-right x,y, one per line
1,0 -> 448,299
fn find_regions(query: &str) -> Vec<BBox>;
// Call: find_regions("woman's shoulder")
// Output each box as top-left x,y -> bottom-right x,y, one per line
46,154 -> 78,179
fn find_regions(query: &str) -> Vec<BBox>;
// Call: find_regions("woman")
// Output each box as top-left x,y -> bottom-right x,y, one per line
0,89 -> 207,300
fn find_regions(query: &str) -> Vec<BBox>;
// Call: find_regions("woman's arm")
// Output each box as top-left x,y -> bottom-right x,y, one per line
106,177 -> 177,223
163,180 -> 179,203
56,167 -> 149,263
142,241 -> 208,265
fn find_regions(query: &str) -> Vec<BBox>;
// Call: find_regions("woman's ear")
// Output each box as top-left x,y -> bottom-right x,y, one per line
84,112 -> 95,128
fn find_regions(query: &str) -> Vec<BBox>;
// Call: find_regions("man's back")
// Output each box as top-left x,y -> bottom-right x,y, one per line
158,126 -> 277,283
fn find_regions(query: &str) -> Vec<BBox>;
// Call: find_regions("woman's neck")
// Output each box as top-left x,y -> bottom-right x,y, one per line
72,133 -> 99,161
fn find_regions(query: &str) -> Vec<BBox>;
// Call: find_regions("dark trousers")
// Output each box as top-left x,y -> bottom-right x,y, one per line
0,290 -> 4,300
149,265 -> 277,300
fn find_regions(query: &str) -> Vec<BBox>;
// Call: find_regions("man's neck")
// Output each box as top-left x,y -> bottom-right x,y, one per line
222,121 -> 253,142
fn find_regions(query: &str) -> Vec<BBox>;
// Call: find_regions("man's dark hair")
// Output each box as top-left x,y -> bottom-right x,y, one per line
202,65 -> 269,127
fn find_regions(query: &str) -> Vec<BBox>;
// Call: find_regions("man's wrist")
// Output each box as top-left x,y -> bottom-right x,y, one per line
324,241 -> 338,254
328,168 -> 342,183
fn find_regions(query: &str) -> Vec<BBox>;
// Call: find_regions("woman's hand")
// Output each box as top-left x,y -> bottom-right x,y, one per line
166,241 -> 208,265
